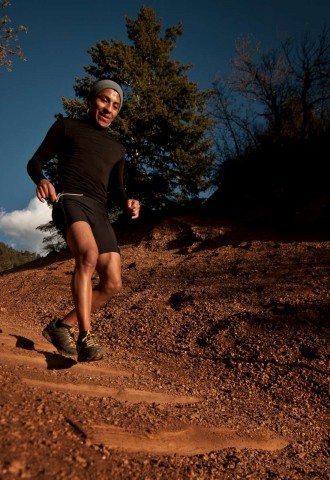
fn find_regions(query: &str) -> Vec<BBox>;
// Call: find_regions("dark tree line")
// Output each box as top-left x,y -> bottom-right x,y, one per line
212,26 -> 330,155
210,26 -> 330,228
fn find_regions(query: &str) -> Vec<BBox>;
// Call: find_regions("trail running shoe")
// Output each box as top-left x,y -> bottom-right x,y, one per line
42,319 -> 77,356
77,330 -> 105,362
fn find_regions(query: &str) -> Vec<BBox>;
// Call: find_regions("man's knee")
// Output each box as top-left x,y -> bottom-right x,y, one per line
99,278 -> 122,298
75,249 -> 98,272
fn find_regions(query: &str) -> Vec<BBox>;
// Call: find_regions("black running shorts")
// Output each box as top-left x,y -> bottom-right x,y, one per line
52,193 -> 120,254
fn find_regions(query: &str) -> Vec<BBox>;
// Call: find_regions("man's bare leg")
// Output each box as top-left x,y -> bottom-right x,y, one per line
61,250 -> 122,328
64,221 -> 99,333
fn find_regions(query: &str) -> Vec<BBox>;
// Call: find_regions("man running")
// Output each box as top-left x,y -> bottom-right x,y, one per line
27,79 -> 140,362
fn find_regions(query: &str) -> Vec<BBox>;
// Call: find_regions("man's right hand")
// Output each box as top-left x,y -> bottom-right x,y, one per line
36,179 -> 57,203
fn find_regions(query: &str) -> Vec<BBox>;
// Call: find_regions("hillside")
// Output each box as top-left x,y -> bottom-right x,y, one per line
0,242 -> 39,273
0,215 -> 329,479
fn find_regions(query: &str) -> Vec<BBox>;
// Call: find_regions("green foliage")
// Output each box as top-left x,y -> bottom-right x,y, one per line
36,220 -> 66,254
61,6 -> 215,215
0,242 -> 39,272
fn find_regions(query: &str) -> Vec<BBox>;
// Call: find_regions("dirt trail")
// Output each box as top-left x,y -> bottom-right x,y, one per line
1,318 -> 287,459
0,217 -> 329,479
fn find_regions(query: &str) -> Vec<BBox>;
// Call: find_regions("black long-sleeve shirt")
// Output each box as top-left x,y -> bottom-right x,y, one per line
27,117 -> 128,207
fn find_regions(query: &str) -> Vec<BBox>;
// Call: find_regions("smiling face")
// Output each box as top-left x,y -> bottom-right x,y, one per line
88,88 -> 121,128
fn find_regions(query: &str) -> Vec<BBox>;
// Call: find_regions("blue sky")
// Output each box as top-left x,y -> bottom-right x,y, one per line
0,0 -> 329,253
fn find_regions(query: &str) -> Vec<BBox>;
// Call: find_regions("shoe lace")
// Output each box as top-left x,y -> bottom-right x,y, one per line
82,331 -> 99,348
66,327 -> 76,346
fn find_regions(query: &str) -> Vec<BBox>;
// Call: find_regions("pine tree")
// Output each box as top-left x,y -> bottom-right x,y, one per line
61,7 -> 215,215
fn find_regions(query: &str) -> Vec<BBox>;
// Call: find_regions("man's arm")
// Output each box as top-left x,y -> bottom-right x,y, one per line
27,119 -> 64,202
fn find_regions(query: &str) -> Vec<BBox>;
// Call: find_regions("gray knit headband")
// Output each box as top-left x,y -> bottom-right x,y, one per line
87,79 -> 123,111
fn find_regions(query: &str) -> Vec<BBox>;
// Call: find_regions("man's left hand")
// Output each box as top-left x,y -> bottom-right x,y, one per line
126,199 -> 140,219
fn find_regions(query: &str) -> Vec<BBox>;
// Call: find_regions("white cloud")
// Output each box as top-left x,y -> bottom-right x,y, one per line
0,198 -> 52,255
